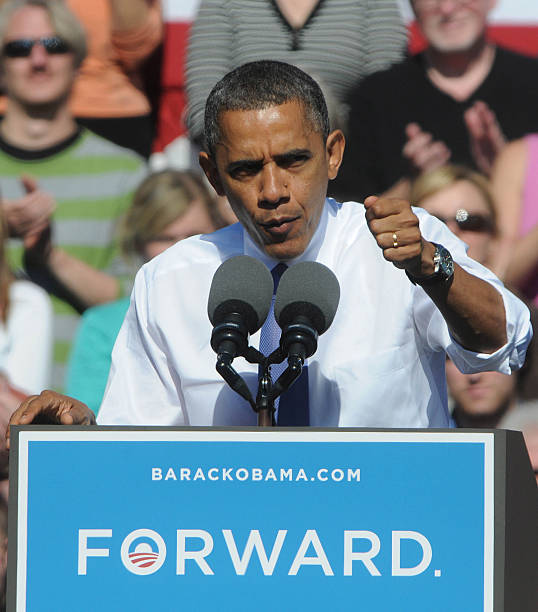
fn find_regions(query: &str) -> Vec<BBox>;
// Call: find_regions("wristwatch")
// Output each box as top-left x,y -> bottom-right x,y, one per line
406,243 -> 454,286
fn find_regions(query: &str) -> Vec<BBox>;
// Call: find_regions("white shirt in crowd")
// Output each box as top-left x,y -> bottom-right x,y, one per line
98,199 -> 531,427
0,280 -> 53,394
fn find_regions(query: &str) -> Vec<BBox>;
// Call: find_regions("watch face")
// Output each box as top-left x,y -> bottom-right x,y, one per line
406,243 -> 454,286
438,245 -> 454,278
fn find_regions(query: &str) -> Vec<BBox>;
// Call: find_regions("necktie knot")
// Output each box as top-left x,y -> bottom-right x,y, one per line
271,263 -> 287,294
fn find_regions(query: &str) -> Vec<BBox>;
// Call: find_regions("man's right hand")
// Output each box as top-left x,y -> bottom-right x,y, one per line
2,175 -> 55,239
6,391 -> 95,450
403,122 -> 451,177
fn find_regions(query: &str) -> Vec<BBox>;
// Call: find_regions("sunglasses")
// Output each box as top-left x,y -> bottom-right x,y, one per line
3,36 -> 70,58
433,208 -> 494,233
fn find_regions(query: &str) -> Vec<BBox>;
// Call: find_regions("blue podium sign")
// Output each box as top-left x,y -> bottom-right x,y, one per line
11,429 -> 495,611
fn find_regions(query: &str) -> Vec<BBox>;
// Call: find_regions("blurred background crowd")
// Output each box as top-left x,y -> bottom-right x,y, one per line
0,0 -> 538,603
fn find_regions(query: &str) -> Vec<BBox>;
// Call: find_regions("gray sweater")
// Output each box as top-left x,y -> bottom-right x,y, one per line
185,0 -> 407,141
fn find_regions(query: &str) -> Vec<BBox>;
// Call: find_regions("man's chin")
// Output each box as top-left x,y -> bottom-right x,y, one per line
429,32 -> 483,55
20,90 -> 72,117
262,237 -> 307,262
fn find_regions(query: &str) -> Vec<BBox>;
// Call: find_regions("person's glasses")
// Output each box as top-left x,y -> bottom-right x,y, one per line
433,208 -> 494,233
2,36 -> 70,58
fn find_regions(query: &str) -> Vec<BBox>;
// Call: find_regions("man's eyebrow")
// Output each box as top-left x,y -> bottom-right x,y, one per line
226,158 -> 263,173
274,149 -> 312,163
226,149 -> 312,173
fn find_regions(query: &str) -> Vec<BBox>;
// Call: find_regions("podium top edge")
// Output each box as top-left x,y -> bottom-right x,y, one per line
10,425 -> 514,434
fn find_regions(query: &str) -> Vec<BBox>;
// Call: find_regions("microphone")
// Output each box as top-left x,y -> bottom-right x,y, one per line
274,262 -> 340,362
208,255 -> 273,359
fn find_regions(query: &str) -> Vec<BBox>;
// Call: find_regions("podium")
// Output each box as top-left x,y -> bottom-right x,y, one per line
7,427 -> 538,611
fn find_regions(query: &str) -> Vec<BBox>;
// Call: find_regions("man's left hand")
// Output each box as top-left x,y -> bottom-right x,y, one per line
364,195 -> 435,278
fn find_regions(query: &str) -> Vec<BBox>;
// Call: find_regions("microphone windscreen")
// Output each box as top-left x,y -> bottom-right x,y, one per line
274,262 -> 340,334
208,255 -> 273,333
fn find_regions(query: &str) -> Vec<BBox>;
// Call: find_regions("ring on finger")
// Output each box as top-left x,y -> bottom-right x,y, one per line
392,232 -> 398,248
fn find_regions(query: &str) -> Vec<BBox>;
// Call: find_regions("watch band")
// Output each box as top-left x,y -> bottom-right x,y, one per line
406,243 -> 454,286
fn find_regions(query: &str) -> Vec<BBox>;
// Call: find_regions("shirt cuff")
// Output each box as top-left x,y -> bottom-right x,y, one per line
446,287 -> 532,375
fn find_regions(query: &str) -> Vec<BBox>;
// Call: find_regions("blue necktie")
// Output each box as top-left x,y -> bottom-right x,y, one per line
259,264 -> 310,426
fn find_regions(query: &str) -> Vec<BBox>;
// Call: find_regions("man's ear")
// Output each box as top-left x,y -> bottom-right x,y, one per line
199,151 -> 225,196
326,129 -> 345,180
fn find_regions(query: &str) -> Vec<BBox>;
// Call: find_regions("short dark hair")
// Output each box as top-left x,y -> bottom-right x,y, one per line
204,60 -> 330,157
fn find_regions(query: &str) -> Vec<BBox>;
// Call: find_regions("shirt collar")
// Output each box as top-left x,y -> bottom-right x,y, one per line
243,198 -> 329,268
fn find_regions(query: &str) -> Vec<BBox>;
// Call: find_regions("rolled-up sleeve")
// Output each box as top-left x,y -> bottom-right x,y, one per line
446,284 -> 532,374
412,208 -> 533,374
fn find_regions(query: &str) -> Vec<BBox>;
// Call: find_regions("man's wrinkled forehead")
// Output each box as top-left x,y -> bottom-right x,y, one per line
214,102 -> 320,147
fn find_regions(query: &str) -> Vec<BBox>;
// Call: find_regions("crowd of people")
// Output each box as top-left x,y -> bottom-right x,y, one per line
0,0 -> 537,603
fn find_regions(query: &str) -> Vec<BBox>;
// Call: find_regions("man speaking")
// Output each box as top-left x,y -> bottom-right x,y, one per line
9,61 -> 531,432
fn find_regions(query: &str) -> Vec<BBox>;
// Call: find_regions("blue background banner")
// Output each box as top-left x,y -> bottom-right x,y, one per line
15,430 -> 493,611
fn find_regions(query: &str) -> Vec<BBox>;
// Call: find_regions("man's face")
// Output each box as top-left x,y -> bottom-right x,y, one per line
200,101 -> 344,260
1,6 -> 76,108
445,359 -> 516,419
413,0 -> 495,54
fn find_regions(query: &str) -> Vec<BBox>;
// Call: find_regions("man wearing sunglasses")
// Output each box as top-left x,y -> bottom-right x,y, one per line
3,35 -> 70,58
333,0 -> 538,203
0,0 -> 146,390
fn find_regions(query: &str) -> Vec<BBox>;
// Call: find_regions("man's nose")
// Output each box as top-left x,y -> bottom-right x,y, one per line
438,0 -> 459,15
468,371 -> 482,385
259,164 -> 288,206
29,42 -> 48,66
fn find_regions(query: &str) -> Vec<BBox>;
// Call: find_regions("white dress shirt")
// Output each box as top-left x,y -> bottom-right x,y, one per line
98,199 -> 531,427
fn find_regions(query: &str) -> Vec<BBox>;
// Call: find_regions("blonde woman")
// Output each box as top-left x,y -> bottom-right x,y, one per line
65,170 -> 224,414
410,164 -> 497,265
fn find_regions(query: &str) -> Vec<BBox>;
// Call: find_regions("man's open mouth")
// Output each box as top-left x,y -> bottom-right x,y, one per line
260,216 -> 300,231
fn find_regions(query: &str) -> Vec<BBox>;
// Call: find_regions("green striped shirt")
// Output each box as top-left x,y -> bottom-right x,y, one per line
0,129 -> 146,390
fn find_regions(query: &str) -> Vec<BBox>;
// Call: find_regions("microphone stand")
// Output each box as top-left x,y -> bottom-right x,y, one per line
215,345 -> 304,427
255,348 -> 304,427
256,364 -> 274,426
215,346 -> 264,415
